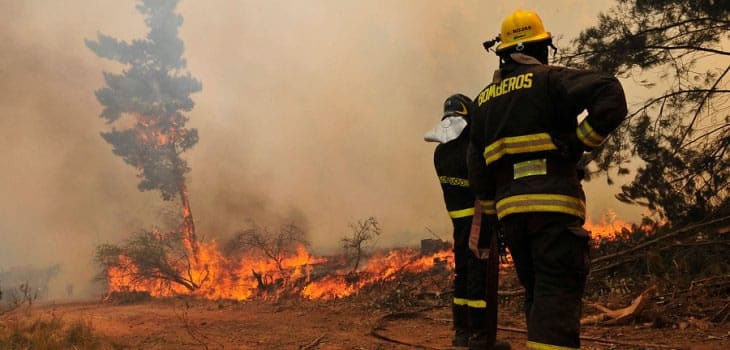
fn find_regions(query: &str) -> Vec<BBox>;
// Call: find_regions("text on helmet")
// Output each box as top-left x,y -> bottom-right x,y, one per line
511,25 -> 532,34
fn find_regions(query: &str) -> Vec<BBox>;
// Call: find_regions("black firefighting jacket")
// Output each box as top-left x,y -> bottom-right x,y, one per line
468,56 -> 627,221
435,131 -> 476,219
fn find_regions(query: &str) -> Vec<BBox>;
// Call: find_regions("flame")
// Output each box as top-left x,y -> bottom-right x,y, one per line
584,209 -> 632,240
300,248 -> 452,300
104,238 -> 453,302
105,209 -> 650,301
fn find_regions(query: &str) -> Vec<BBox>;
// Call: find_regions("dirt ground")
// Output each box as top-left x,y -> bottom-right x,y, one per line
4,298 -> 727,350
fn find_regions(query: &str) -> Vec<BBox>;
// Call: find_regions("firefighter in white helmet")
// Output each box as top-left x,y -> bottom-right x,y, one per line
468,9 -> 627,349
426,94 -> 509,349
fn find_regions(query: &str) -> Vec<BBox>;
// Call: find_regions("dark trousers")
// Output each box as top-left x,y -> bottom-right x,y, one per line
501,213 -> 590,349
453,216 -> 490,332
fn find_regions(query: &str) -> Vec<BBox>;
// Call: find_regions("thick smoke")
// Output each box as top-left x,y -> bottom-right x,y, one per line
0,0 -> 632,298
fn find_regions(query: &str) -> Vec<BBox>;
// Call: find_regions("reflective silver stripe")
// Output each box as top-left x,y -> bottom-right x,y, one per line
527,340 -> 579,350
576,120 -> 605,148
439,176 -> 470,187
483,133 -> 558,165
496,194 -> 585,219
513,159 -> 547,179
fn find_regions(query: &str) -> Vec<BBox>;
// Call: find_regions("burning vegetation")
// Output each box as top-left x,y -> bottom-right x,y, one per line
84,0 -> 453,305
94,219 -> 454,302
81,3 -> 729,345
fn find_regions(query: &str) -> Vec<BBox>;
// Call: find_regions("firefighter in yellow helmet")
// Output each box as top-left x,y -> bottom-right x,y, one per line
425,94 -> 509,349
468,10 -> 627,349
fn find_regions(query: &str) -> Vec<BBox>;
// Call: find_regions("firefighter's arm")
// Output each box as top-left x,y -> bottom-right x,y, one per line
468,141 -> 498,209
467,141 -> 490,198
552,68 -> 628,150
467,111 -> 496,200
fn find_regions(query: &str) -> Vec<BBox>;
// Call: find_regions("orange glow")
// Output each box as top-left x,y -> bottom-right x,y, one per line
104,209 -> 647,301
301,248 -> 452,300
104,238 -> 454,301
584,209 -> 632,239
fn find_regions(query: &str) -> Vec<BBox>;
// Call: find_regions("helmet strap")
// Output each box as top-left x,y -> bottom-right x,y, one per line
549,42 -> 558,58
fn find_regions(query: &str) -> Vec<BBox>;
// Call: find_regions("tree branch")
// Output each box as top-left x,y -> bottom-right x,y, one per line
591,216 -> 730,266
675,65 -> 730,150
627,89 -> 730,120
646,45 -> 730,56
632,17 -> 729,37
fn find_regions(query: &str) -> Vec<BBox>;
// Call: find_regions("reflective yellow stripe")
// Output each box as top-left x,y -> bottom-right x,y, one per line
513,159 -> 547,179
527,341 -> 579,350
496,194 -> 585,219
449,208 -> 475,218
439,176 -> 470,187
483,133 -> 557,165
453,298 -> 487,308
576,120 -> 605,148
467,299 -> 487,308
480,200 -> 497,215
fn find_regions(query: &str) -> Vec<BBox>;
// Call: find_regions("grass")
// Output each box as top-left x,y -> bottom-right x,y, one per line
0,313 -> 124,350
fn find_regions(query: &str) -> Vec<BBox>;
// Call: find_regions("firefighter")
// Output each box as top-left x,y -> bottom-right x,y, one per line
425,94 -> 508,349
468,10 -> 627,350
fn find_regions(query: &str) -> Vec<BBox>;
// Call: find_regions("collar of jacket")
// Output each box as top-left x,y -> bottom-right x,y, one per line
510,53 -> 543,65
494,53 -> 543,83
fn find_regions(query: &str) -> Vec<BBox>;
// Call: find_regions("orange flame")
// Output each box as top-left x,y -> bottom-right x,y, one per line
584,209 -> 632,240
104,239 -> 453,302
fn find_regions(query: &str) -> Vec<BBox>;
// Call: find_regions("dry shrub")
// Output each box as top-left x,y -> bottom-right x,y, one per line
0,314 -> 120,350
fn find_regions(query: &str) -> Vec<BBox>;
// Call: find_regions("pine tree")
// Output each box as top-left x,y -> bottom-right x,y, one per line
560,0 -> 729,223
86,0 -> 201,248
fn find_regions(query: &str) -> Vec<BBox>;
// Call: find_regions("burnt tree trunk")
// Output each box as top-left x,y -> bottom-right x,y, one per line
178,183 -> 199,258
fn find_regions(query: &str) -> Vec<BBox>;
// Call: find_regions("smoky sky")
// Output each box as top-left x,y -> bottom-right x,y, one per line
0,0 -> 637,297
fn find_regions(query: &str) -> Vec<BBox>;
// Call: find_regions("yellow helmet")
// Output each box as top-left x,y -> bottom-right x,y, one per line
495,9 -> 552,53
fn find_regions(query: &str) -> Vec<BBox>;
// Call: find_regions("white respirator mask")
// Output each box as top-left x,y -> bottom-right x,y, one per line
424,116 -> 468,144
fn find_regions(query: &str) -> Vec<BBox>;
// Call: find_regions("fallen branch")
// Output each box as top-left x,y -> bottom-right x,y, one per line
592,216 -> 730,265
581,286 -> 656,325
299,333 -> 326,350
712,303 -> 729,323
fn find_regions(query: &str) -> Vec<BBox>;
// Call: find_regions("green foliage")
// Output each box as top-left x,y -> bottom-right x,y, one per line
560,0 -> 730,223
86,0 -> 200,201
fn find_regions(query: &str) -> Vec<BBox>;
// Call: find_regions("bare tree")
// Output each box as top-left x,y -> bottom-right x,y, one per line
95,229 -> 209,293
226,223 -> 310,290
342,217 -> 382,272
0,281 -> 37,316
